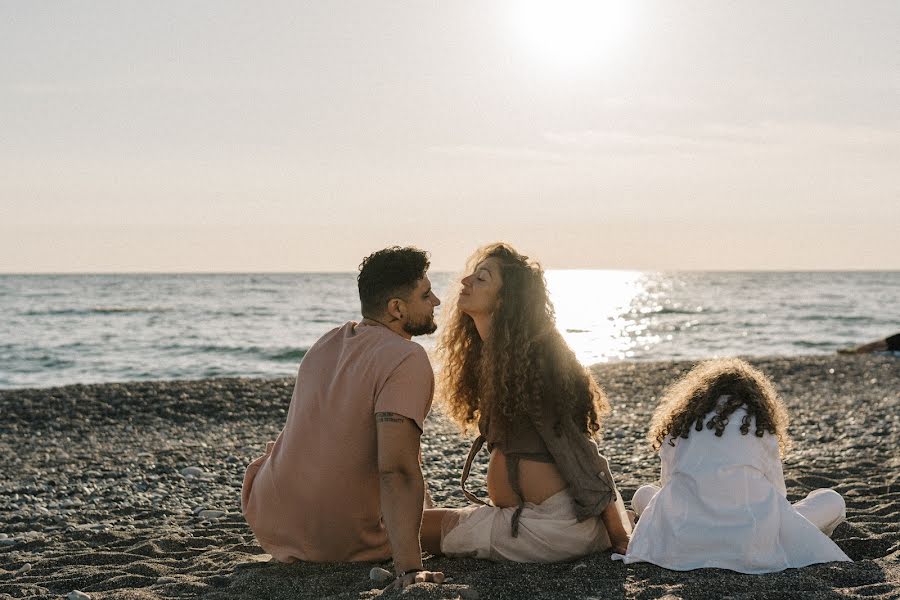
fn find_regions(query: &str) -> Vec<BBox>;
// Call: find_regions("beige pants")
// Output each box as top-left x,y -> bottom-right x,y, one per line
632,485 -> 846,536
441,489 -> 626,563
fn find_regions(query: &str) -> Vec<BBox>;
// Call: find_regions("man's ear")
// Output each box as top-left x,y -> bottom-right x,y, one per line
386,298 -> 404,321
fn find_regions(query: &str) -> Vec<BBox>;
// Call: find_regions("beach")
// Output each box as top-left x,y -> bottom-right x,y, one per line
1,354 -> 897,599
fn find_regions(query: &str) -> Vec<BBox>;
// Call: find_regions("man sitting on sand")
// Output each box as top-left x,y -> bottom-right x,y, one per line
241,246 -> 444,589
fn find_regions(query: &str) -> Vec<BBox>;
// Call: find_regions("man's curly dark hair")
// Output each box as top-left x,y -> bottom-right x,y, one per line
357,246 -> 430,318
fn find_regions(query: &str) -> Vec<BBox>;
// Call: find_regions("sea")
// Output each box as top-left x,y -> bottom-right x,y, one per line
0,271 -> 896,389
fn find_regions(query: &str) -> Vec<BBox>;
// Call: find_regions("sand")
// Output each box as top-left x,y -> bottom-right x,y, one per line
1,354 -> 897,599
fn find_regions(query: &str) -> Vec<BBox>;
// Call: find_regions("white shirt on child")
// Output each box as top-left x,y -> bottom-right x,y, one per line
623,407 -> 851,573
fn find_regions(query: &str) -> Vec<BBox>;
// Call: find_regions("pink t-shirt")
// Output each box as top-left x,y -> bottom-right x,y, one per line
241,321 -> 434,562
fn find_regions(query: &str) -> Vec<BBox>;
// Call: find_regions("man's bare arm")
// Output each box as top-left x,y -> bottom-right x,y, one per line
419,447 -> 435,509
375,412 -> 434,583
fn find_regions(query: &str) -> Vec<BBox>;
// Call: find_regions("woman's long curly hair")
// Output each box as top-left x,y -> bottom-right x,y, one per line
437,243 -> 609,438
648,358 -> 792,455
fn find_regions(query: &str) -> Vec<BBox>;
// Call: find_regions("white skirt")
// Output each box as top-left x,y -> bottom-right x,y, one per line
441,489 -> 626,563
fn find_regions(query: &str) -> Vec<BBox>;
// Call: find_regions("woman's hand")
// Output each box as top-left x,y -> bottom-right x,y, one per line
610,535 -> 630,555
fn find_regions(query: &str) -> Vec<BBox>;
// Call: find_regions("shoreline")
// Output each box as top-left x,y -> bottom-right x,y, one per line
4,350 -> 898,393
1,354 -> 898,599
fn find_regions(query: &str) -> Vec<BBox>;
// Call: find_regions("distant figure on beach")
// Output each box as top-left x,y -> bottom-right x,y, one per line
420,243 -> 632,562
837,333 -> 900,354
622,358 -> 851,573
241,246 -> 444,589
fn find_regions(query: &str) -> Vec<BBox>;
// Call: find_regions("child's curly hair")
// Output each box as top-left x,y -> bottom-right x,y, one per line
648,358 -> 792,456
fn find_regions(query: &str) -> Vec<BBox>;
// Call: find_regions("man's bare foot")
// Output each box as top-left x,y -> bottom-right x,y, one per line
388,570 -> 445,590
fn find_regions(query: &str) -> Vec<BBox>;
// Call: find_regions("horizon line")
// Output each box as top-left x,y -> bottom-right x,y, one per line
2,268 -> 898,276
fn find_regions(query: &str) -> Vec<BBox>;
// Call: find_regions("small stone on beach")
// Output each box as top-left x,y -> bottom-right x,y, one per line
197,509 -> 225,519
16,563 -> 32,574
180,466 -> 204,478
68,591 -> 91,600
369,567 -> 392,582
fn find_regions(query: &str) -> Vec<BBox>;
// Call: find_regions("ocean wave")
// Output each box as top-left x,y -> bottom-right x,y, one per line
793,340 -> 839,348
208,308 -> 276,318
20,355 -> 77,369
628,306 -> 721,316
659,307 -> 713,315
268,348 -> 307,362
92,306 -> 169,314
21,306 -> 170,316
166,344 -> 308,363
796,314 -> 873,323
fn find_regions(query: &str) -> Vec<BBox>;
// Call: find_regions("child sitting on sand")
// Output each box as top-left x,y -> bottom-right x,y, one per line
621,358 -> 851,573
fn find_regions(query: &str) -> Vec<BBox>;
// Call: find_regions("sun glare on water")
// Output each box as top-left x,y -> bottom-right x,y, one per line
546,270 -> 648,365
510,0 -> 634,69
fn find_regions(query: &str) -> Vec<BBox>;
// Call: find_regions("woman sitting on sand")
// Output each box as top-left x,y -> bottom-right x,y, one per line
622,358 -> 851,573
420,243 -> 631,562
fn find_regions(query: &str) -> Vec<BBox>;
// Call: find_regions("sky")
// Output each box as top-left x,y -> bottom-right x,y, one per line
1,1 -> 898,272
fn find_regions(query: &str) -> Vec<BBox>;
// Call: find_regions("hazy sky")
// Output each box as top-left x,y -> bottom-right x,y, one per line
2,1 -> 898,272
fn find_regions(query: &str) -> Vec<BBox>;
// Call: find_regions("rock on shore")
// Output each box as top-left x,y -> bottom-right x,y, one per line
0,355 -> 897,599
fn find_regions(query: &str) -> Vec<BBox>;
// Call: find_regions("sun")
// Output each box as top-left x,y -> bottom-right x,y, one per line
510,0 -> 634,70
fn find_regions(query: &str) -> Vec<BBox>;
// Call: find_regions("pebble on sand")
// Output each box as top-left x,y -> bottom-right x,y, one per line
68,591 -> 91,600
180,466 -> 205,478
369,567 -> 393,583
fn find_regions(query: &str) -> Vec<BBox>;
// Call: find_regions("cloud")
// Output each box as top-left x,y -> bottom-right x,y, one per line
426,144 -> 568,163
543,122 -> 900,156
424,120 -> 900,166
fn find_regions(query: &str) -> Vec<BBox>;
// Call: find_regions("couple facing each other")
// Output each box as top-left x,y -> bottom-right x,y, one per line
241,243 -> 850,590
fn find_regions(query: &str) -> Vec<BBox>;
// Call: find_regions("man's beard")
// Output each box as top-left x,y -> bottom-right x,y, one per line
403,314 -> 437,337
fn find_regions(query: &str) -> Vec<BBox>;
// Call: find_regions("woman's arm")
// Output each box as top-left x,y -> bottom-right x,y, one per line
600,499 -> 631,554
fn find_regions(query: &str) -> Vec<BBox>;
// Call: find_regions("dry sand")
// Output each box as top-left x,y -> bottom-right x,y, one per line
1,355 -> 898,599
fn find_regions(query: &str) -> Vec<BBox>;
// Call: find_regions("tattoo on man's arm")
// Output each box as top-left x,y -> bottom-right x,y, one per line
376,412 -> 407,424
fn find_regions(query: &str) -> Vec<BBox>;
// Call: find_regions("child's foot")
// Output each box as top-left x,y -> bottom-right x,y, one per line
626,510 -> 638,528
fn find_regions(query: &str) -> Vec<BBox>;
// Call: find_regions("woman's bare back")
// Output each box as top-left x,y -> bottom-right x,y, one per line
486,448 -> 567,507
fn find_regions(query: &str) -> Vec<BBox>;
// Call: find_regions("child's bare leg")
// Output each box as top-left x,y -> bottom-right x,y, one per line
625,510 -> 638,529
631,484 -> 661,517
793,489 -> 846,536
